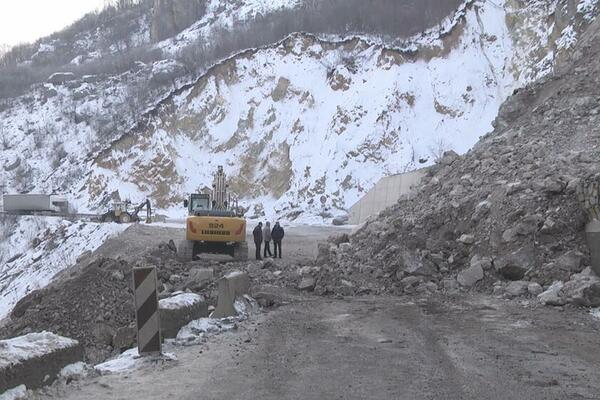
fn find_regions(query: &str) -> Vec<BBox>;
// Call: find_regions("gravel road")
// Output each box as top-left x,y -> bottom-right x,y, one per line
40,292 -> 600,400
26,223 -> 600,400
91,222 -> 352,264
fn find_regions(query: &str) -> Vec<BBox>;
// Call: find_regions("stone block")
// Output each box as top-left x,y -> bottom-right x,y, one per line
0,332 -> 83,392
212,271 -> 250,318
159,293 -> 209,338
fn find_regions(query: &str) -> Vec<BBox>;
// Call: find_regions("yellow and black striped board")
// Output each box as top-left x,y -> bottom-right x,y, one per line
133,266 -> 162,355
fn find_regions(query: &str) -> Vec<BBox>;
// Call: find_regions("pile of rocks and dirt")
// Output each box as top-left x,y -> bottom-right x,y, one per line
309,18 -> 600,305
0,242 -> 254,364
0,258 -> 136,363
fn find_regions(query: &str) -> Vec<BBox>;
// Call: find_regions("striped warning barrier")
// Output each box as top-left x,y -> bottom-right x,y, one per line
133,267 -> 162,355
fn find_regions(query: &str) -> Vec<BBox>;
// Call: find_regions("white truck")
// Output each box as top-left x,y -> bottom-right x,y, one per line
2,194 -> 69,214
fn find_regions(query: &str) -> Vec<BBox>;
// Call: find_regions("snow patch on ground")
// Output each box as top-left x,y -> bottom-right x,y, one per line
0,385 -> 27,400
175,295 -> 257,345
95,347 -> 177,375
578,0 -> 600,20
175,318 -> 237,345
59,361 -> 93,381
590,307 -> 600,320
159,293 -> 204,310
0,218 -> 128,320
0,332 -> 78,369
558,25 -> 577,49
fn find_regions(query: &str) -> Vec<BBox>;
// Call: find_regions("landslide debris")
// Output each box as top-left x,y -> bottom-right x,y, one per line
313,18 -> 600,303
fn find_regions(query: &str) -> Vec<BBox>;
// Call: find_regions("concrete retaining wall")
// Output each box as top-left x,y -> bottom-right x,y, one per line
0,332 -> 83,392
349,169 -> 426,225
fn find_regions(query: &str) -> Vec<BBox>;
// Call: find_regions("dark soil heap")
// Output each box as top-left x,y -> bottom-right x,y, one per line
0,243 -> 203,363
0,258 -> 136,363
315,19 -> 600,299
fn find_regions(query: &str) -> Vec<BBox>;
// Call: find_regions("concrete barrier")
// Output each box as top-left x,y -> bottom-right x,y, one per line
212,271 -> 250,318
0,332 -> 83,392
159,293 -> 209,338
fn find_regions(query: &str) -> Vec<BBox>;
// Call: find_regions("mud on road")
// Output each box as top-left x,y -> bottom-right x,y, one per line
38,292 -> 600,400
91,223 -> 352,264
12,222 -> 600,400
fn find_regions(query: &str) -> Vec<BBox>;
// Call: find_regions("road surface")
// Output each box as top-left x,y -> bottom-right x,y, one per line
40,292 -> 600,400
92,222 -> 352,263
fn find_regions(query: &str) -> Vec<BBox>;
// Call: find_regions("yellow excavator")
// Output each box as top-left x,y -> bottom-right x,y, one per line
177,166 -> 248,261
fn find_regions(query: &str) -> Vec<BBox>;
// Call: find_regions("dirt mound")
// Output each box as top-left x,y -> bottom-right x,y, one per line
1,258 -> 135,363
0,240 -> 262,363
313,20 -> 600,301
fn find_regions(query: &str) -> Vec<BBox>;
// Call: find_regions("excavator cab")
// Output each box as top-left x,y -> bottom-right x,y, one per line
178,167 -> 248,261
184,194 -> 212,215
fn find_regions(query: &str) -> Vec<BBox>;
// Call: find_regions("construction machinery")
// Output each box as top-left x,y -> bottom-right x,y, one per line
178,166 -> 248,261
101,199 -> 152,224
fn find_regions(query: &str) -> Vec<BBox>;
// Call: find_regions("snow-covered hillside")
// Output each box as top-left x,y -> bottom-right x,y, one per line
85,0 -> 599,221
0,218 -> 127,319
0,0 -> 598,224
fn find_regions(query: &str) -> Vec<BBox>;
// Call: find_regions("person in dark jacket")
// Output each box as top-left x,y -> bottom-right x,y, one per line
271,222 -> 285,259
253,222 -> 263,260
263,221 -> 273,258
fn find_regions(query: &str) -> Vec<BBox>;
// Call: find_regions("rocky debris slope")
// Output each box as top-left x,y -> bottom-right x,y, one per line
314,16 -> 600,303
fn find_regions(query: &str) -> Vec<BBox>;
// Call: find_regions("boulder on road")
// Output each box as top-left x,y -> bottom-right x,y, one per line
494,246 -> 535,280
184,268 -> 214,291
527,282 -> 543,296
562,267 -> 600,307
538,281 -> 566,306
556,250 -> 584,273
457,264 -> 484,287
505,281 -> 529,297
457,234 -> 476,245
298,277 -> 316,292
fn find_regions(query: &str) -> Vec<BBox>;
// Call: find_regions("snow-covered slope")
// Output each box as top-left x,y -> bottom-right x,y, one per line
85,0 -> 599,221
0,0 -> 598,224
0,218 -> 127,319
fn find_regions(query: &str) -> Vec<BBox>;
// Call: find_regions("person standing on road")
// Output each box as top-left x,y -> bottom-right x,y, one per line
253,222 -> 263,260
263,221 -> 273,258
271,221 -> 285,259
